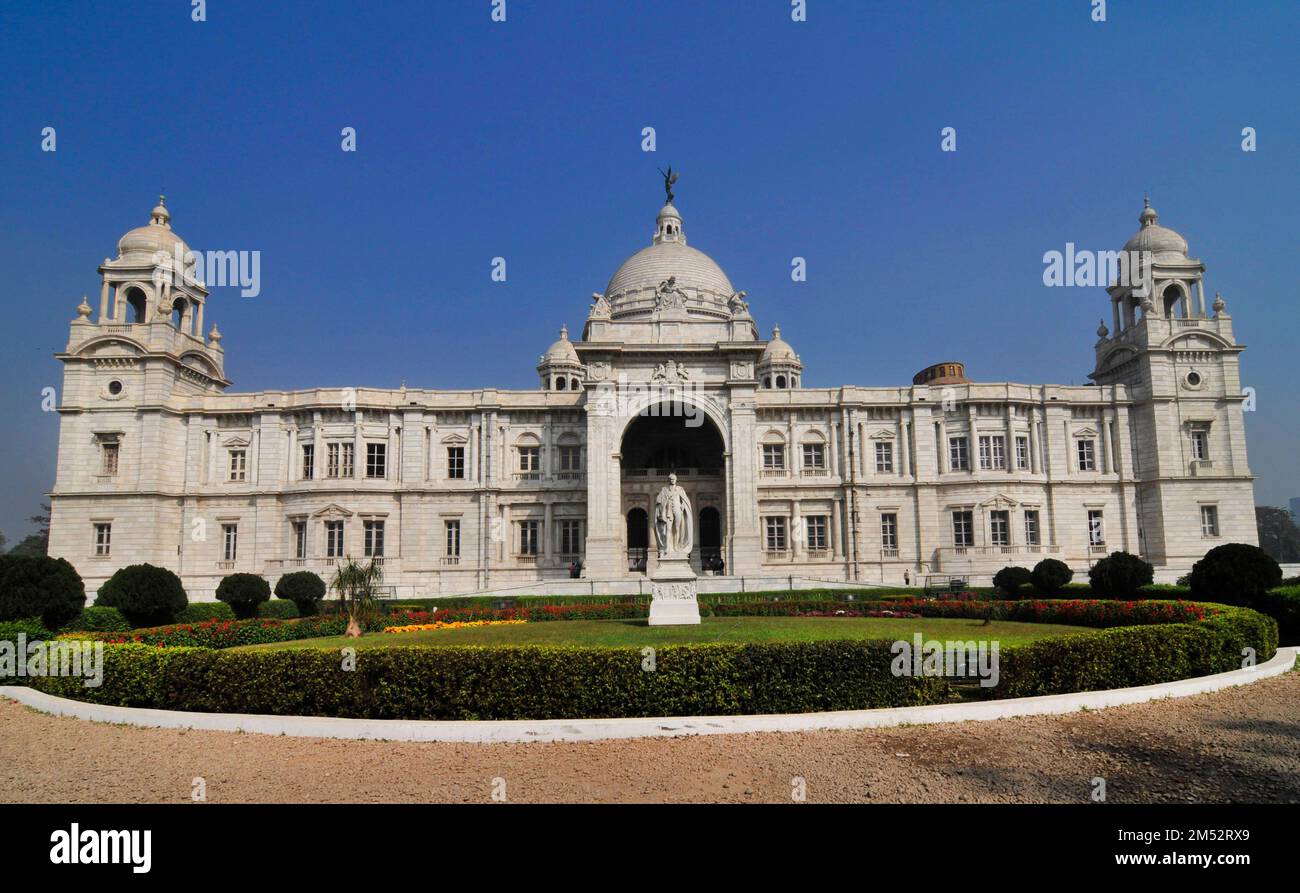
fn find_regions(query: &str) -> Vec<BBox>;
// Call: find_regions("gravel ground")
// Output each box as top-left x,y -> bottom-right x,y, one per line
2,671 -> 1297,804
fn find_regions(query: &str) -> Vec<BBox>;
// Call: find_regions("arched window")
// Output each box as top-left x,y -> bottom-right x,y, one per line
125,288 -> 147,324
570,378 -> 580,390
763,376 -> 772,389
556,377 -> 567,390
171,297 -> 187,330
776,374 -> 787,389
1163,284 -> 1183,318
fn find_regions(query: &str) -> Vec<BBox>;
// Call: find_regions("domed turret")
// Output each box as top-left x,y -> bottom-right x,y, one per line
604,196 -> 735,312
116,195 -> 192,262
1122,197 -> 1189,260
537,325 -> 584,391
758,325 -> 803,389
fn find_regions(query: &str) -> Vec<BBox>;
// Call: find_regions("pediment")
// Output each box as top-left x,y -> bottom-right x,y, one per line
1074,427 -> 1099,438
980,494 -> 1020,509
440,433 -> 468,444
311,503 -> 354,519
869,429 -> 896,441
221,435 -> 251,448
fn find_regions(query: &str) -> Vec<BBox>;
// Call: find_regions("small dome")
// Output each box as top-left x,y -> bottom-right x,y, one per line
605,200 -> 734,303
117,195 -> 191,261
759,325 -> 799,365
1122,198 -> 1188,259
541,325 -> 580,365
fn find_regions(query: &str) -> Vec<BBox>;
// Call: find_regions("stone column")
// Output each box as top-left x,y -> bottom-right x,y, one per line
543,500 -> 554,565
727,394 -> 762,574
99,279 -> 110,322
831,498 -> 843,558
790,499 -> 802,558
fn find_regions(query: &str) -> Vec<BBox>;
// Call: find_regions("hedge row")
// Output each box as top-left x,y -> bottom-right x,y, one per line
31,640 -> 952,720
1255,586 -> 1300,645
993,606 -> 1279,698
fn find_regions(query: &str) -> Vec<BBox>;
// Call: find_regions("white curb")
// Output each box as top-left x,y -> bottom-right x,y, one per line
2,647 -> 1294,745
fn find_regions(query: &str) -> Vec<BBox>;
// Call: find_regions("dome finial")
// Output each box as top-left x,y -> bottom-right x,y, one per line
150,193 -> 171,227
559,324 -> 569,341
1139,193 -> 1158,227
772,324 -> 782,339
658,165 -> 679,204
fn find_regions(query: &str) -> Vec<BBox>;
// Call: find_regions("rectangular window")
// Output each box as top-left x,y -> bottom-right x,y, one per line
874,441 -> 894,473
949,436 -> 970,471
989,510 -> 1010,547
519,520 -> 540,556
1088,509 -> 1105,546
802,443 -> 825,469
558,446 -> 582,473
93,522 -> 112,557
228,450 -> 247,482
366,443 -> 386,479
341,442 -> 354,478
363,519 -> 385,557
1200,505 -> 1220,537
326,443 -> 340,478
101,442 -> 120,476
325,520 -> 345,558
764,516 -> 788,551
952,510 -> 974,548
1191,429 -> 1210,462
444,520 -> 461,557
222,523 -> 238,561
806,515 -> 828,551
301,443 -> 314,480
1015,436 -> 1030,470
762,444 -> 786,470
447,446 -> 465,480
978,435 -> 1006,470
519,446 -> 541,475
293,521 -> 307,560
559,519 -> 582,555
1024,510 -> 1041,547
1077,439 -> 1097,471
880,513 -> 898,550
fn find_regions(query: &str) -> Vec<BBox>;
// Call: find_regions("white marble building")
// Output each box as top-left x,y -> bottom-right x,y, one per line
47,192 -> 1258,598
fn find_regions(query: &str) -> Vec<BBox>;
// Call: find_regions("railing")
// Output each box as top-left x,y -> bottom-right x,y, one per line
440,556 -> 461,566
627,548 -> 647,572
555,471 -> 585,481
1089,544 -> 1108,554
800,468 -> 829,477
760,469 -> 786,478
514,472 -> 542,482
880,548 -> 899,559
216,560 -> 235,570
516,554 -> 538,565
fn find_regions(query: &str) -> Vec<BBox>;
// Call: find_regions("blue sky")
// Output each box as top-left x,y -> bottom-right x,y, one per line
0,0 -> 1296,542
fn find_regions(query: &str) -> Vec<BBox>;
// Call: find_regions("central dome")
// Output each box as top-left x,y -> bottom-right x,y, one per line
1122,198 -> 1189,260
604,202 -> 734,304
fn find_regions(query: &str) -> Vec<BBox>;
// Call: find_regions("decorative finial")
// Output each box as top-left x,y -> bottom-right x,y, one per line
657,166 -> 679,204
772,325 -> 782,339
75,295 -> 92,318
1143,192 -> 1150,209
158,193 -> 166,207
1097,319 -> 1109,339
560,324 -> 569,341
208,323 -> 222,344
1212,292 -> 1226,315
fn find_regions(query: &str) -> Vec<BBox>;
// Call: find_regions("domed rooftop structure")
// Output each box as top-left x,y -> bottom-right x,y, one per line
116,195 -> 192,262
1122,197 -> 1189,260
604,200 -> 735,310
541,325 -> 580,365
759,325 -> 798,365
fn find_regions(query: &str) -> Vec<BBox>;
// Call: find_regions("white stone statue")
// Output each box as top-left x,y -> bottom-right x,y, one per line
653,473 -> 693,556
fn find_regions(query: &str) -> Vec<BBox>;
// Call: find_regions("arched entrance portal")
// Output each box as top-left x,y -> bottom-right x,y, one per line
620,404 -> 727,575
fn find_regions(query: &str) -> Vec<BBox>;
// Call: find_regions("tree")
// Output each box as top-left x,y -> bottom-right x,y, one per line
1030,558 -> 1074,595
1188,543 -> 1281,607
95,564 -> 188,627
0,553 -> 85,629
1256,506 -> 1300,563
330,557 -> 383,638
274,571 -> 327,616
0,530 -> 7,553
1088,551 -> 1155,598
8,504 -> 50,557
215,573 -> 271,619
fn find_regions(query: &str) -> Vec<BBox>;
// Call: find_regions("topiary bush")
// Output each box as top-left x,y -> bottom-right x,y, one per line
992,566 -> 1032,596
59,606 -> 130,633
0,619 -> 52,684
1030,558 -> 1074,596
0,554 -> 86,630
1088,551 -> 1155,598
215,573 -> 271,620
273,571 -> 327,616
257,599 -> 300,619
1189,543 -> 1281,607
1253,586 -> 1300,645
176,602 -> 236,623
94,564 -> 188,627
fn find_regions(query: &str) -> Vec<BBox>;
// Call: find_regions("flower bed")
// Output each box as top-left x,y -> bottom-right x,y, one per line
383,619 -> 527,634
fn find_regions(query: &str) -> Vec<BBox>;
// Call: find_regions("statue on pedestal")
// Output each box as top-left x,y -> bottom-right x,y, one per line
654,473 -> 693,556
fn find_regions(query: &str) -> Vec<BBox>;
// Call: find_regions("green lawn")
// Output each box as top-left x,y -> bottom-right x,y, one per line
233,615 -> 1092,651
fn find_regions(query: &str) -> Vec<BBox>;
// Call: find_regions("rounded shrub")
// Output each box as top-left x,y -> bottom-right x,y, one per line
95,564 -> 188,627
1188,543 -> 1281,607
1088,551 -> 1155,598
992,566 -> 1032,596
1030,558 -> 1074,596
215,573 -> 271,620
273,571 -> 327,616
257,599 -> 300,619
0,553 -> 86,630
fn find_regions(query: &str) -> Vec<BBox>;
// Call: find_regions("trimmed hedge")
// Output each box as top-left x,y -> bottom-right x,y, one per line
1030,558 -> 1074,595
0,619 -> 52,684
1189,543 -> 1281,606
60,606 -> 130,633
994,606 -> 1278,698
0,554 -> 86,630
257,599 -> 300,620
31,640 -> 952,720
1255,586 -> 1300,645
176,603 -> 236,624
216,573 -> 271,620
95,564 -> 187,626
1088,551 -> 1154,598
273,572 -> 327,616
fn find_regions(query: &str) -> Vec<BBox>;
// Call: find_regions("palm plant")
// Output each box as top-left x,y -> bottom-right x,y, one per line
330,556 -> 384,638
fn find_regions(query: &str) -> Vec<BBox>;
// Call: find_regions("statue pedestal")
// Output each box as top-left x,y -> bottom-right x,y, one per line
648,554 -> 700,626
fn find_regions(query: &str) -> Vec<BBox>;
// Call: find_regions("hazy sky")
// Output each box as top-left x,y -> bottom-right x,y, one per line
0,0 -> 1296,543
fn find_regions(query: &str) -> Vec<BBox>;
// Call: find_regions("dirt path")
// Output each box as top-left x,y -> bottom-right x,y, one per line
2,672 -> 1297,804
